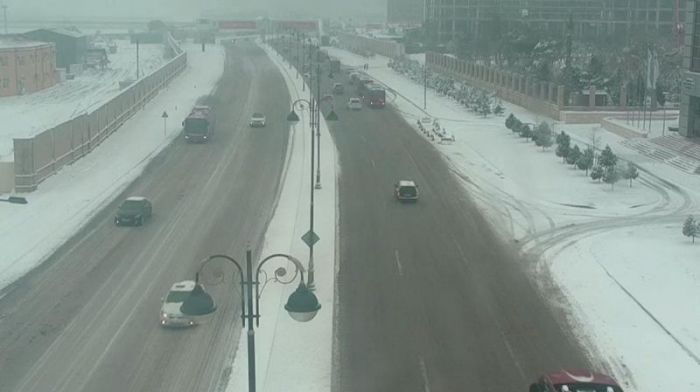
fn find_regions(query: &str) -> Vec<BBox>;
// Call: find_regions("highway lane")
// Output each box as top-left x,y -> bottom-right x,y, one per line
0,42 -> 291,392
269,39 -> 593,392
327,68 -> 592,392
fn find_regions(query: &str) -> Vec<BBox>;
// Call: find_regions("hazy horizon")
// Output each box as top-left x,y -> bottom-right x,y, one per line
2,0 -> 386,22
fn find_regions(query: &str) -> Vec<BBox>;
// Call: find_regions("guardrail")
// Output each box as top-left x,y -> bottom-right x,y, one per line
11,32 -> 187,193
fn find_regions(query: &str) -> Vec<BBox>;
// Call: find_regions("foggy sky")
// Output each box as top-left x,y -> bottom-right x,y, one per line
3,0 -> 385,22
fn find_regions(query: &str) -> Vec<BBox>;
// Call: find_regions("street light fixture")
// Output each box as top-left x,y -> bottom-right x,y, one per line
0,196 -> 28,204
180,251 -> 320,392
286,98 -> 337,288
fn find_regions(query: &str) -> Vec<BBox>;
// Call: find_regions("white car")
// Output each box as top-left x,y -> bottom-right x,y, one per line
160,281 -> 197,328
347,97 -> 362,110
250,112 -> 266,127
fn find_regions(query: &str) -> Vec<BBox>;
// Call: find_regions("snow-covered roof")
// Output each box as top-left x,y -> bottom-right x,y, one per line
0,36 -> 52,50
125,196 -> 148,202
25,27 -> 85,39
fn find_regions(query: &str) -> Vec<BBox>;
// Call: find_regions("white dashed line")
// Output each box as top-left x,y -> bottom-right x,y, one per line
419,358 -> 431,392
394,249 -> 403,276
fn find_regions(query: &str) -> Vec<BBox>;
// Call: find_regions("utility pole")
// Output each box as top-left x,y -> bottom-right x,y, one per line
424,64 -> 427,110
315,49 -> 322,190
136,39 -> 140,79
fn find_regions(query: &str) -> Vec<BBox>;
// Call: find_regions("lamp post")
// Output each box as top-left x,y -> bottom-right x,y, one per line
424,63 -> 428,110
287,99 -> 337,288
0,196 -> 27,204
301,34 -> 306,91
180,251 -> 321,392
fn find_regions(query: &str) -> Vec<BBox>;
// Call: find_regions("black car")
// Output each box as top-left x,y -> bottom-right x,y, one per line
115,197 -> 152,226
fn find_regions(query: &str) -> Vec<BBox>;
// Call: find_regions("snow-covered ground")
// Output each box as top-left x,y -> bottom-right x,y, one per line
323,46 -> 700,391
0,40 -> 168,160
0,43 -> 224,289
1,35 -> 699,392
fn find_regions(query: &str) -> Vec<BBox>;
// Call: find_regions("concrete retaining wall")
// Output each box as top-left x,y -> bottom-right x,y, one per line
9,33 -> 186,193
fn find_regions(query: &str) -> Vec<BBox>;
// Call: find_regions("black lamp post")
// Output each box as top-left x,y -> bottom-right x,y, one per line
287,98 -> 337,288
0,196 -> 28,204
180,251 -> 321,392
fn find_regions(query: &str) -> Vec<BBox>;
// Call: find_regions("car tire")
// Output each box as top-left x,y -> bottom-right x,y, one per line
136,216 -> 143,226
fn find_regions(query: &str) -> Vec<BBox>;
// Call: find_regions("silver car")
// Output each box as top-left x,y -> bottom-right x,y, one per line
347,97 -> 362,110
250,112 -> 266,127
160,281 -> 197,328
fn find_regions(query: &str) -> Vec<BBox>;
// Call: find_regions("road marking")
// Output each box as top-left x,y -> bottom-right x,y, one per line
394,249 -> 403,276
419,358 -> 431,392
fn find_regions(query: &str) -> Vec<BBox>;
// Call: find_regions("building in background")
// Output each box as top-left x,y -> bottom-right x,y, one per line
0,36 -> 57,97
680,0 -> 700,137
425,0 -> 683,45
387,0 -> 424,25
23,28 -> 87,71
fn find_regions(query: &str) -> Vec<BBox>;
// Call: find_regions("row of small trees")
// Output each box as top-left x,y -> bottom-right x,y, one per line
504,114 -> 553,149
505,113 -> 640,189
555,131 -> 639,189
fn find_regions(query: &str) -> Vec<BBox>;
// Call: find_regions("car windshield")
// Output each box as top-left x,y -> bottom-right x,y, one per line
184,118 -> 208,133
399,186 -> 416,196
253,113 -> 264,118
165,291 -> 191,303
119,200 -> 143,212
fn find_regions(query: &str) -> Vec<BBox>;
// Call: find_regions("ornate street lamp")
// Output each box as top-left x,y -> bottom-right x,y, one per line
286,99 -> 337,288
180,251 -> 321,392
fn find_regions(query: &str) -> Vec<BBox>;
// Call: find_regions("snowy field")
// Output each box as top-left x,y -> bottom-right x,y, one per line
0,43 -> 225,290
323,46 -> 700,391
0,40 -> 168,161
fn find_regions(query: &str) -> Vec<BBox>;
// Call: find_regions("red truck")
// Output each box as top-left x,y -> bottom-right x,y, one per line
183,105 -> 213,143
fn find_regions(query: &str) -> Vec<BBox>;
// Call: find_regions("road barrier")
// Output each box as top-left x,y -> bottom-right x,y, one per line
10,33 -> 187,193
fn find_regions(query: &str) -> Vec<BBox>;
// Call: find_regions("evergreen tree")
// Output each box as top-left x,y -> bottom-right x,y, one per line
512,119 -> 523,135
520,124 -> 533,139
590,165 -> 604,181
598,145 -> 618,169
683,216 -> 698,243
623,163 -> 640,187
479,99 -> 492,117
494,104 -> 505,116
576,147 -> 595,174
555,131 -> 571,162
603,167 -> 620,190
567,145 -> 582,165
534,123 -> 553,150
507,117 -> 514,130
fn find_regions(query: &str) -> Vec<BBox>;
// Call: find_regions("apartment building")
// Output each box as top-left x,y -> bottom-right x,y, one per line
680,0 -> 700,137
425,0 -> 682,44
